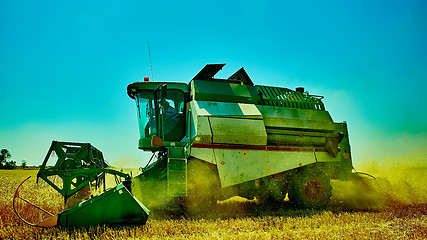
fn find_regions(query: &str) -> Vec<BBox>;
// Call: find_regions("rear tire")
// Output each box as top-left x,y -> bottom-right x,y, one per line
288,168 -> 332,209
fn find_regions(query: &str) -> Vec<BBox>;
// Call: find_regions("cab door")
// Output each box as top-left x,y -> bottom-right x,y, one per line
154,85 -> 187,142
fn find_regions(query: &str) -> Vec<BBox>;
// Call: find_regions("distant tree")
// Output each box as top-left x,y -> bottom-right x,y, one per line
21,160 -> 27,168
0,149 -> 11,168
0,149 -> 16,169
4,160 -> 16,169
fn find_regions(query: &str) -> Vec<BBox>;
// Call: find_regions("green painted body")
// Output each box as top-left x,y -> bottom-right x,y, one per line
57,183 -> 149,227
127,64 -> 353,209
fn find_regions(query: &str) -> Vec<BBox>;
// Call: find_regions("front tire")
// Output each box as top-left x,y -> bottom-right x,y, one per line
185,159 -> 220,215
288,168 -> 332,209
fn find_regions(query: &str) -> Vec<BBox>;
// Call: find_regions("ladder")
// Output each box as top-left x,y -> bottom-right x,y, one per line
167,146 -> 187,209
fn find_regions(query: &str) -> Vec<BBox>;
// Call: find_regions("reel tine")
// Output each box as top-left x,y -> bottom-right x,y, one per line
13,176 -> 58,228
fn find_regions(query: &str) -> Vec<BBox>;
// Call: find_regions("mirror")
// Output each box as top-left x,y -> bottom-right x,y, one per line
161,84 -> 167,98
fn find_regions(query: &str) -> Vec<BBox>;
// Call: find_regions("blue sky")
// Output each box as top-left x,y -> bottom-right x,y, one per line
1,0 -> 426,168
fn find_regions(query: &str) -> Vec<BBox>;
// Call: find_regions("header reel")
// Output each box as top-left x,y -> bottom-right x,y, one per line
13,141 -> 149,228
37,141 -> 131,202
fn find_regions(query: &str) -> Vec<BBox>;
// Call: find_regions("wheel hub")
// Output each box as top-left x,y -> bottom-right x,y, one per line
304,179 -> 324,202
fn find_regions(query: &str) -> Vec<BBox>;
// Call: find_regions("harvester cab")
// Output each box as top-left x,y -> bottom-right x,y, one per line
130,81 -> 188,150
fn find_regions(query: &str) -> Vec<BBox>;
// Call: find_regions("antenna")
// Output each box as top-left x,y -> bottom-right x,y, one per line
147,40 -> 154,81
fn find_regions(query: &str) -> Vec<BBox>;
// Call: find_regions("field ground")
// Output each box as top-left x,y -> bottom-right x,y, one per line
1,168 -> 426,239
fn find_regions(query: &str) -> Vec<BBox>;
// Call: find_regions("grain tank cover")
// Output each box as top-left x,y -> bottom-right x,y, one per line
190,79 -> 260,104
227,67 -> 254,85
192,63 -> 226,80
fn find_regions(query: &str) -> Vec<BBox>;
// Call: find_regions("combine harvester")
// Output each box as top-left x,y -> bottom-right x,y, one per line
129,63 -> 354,212
14,64 -> 355,227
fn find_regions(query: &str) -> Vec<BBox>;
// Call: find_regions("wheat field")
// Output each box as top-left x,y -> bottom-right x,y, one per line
1,168 -> 426,239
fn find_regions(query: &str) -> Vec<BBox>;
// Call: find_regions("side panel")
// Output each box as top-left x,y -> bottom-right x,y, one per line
210,117 -> 267,145
187,99 -> 352,187
188,100 -> 267,146
214,148 -> 316,188
188,147 -> 216,164
257,105 -> 336,131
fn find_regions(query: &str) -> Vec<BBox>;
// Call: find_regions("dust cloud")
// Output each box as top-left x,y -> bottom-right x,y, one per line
330,158 -> 427,210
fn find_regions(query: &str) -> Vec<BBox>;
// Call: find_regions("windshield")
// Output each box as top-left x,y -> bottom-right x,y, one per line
136,89 -> 186,142
137,91 -> 157,138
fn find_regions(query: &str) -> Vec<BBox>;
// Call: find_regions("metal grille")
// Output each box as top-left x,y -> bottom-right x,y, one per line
257,86 -> 325,110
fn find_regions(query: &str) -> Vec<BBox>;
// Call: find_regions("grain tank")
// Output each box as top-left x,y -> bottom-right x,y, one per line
127,64 -> 353,211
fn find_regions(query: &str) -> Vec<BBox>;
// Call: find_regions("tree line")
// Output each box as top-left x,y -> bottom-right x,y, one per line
0,149 -> 17,169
